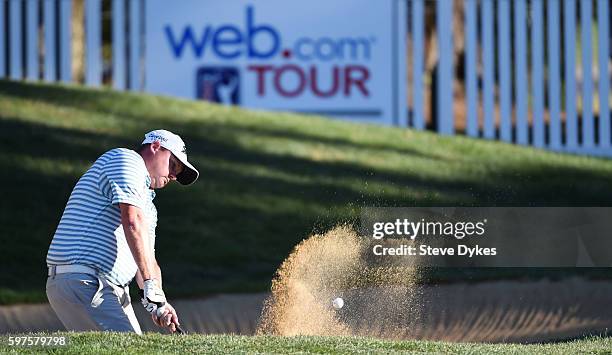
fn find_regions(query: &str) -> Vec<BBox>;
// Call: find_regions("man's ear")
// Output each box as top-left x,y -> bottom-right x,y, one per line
150,140 -> 162,153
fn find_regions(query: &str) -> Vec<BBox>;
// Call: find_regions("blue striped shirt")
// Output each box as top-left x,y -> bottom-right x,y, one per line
47,148 -> 157,286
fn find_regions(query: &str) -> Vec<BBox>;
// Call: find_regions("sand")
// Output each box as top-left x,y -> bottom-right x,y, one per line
255,225 -> 612,342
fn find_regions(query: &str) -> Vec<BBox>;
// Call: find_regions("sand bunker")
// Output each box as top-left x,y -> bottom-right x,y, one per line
256,225 -> 612,342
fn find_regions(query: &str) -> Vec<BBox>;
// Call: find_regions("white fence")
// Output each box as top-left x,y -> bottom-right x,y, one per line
409,0 -> 611,157
0,0 -> 143,89
1,0 -> 611,157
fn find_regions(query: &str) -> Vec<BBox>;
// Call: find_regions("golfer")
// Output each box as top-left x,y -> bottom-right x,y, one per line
45,130 -> 199,334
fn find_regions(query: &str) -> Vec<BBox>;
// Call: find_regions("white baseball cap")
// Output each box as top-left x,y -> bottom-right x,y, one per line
142,129 -> 199,185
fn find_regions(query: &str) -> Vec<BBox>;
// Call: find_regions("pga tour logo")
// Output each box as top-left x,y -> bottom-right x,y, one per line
164,6 -> 375,100
196,67 -> 240,105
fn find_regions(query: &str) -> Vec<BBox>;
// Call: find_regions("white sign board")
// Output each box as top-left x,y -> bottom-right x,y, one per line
145,0 -> 406,126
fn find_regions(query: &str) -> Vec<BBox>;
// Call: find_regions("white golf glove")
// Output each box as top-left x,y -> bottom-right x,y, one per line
140,279 -> 167,315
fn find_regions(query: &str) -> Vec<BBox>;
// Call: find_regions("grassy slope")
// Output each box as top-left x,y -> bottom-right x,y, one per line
1,333 -> 611,354
1,80 -> 612,304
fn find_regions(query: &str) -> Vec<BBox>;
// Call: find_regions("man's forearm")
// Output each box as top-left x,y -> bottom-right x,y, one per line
154,262 -> 162,288
125,227 -> 155,280
135,270 -> 144,289
120,204 -> 155,281
137,262 -> 162,289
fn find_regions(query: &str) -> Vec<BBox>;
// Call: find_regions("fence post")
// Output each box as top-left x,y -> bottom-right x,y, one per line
465,0 -> 478,137
498,0 -> 512,142
44,0 -> 56,82
26,0 -> 38,81
411,0 -> 425,130
564,0 -> 578,151
9,0 -> 22,80
514,0 -> 528,145
396,0 -> 407,127
129,0 -> 140,90
531,0 -> 545,148
580,0 -> 594,149
60,0 -> 72,82
482,0 -> 495,139
112,0 -> 126,90
436,0 -> 453,135
547,0 -> 561,150
597,0 -> 610,149
85,0 -> 101,86
0,0 -> 4,78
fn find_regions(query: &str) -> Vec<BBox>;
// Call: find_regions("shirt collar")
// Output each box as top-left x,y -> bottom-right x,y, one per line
144,175 -> 156,200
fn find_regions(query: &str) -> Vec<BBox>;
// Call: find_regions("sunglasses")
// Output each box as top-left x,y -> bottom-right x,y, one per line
169,154 -> 185,176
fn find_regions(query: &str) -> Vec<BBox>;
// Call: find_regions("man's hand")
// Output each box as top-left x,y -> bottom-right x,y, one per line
140,279 -> 166,315
140,280 -> 180,332
151,303 -> 180,333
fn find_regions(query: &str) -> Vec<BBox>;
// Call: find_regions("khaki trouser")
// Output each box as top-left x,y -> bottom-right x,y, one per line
46,272 -> 142,334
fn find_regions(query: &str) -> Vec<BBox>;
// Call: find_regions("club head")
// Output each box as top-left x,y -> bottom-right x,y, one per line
174,324 -> 187,335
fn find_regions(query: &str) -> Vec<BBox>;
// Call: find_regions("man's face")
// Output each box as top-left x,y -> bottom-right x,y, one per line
147,142 -> 185,189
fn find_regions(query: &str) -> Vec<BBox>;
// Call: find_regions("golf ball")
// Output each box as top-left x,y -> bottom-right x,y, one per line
332,297 -> 344,309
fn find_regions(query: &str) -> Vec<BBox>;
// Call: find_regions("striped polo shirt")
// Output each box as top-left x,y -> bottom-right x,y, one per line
46,148 -> 157,286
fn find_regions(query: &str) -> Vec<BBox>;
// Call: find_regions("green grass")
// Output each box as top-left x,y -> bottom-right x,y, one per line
2,80 -> 612,304
1,333 -> 611,354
